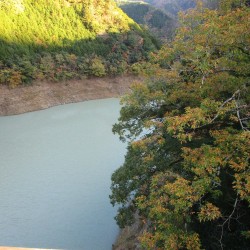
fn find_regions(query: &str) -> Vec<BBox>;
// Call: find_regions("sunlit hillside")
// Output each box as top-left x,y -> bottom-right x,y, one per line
0,0 -> 158,86
0,0 -> 134,56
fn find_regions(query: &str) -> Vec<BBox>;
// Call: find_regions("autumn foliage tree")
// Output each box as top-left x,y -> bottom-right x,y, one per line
110,1 -> 250,249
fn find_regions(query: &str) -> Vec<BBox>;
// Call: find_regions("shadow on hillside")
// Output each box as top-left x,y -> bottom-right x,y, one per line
0,23 -> 159,62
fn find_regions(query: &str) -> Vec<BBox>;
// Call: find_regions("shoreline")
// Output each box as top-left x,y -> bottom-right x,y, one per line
0,75 -> 141,116
0,75 -> 143,249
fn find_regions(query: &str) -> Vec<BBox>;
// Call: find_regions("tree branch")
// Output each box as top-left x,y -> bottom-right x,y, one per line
219,196 -> 239,250
235,92 -> 249,131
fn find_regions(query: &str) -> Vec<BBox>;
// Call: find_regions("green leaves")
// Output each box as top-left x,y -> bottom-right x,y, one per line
111,1 -> 250,249
0,0 -> 159,86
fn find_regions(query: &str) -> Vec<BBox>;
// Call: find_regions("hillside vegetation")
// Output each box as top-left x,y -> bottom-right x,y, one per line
0,0 -> 158,87
118,1 -> 176,40
117,0 -> 198,16
111,0 -> 250,249
145,0 -> 196,16
145,0 -> 222,15
117,0 -> 220,41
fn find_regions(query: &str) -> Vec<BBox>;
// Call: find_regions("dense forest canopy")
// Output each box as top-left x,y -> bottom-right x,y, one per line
0,0 -> 133,53
145,0 -> 196,15
116,0 -> 223,40
118,1 -> 176,40
0,0 -> 158,87
116,0 -> 226,16
111,0 -> 250,249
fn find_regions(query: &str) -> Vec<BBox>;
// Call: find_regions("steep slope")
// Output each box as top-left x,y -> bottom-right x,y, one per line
117,0 -> 221,41
119,2 -> 177,40
145,0 -> 196,16
0,0 -> 136,58
118,0 -> 220,17
0,0 -> 158,86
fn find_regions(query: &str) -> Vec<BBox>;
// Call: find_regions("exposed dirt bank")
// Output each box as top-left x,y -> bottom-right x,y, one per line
0,75 -> 141,116
113,225 -> 142,250
113,212 -> 146,250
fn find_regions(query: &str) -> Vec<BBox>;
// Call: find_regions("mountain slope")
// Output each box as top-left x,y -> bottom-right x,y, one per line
145,0 -> 196,16
118,0 -> 220,17
117,0 -> 221,41
0,0 -> 136,58
119,2 -> 176,40
0,0 -> 158,86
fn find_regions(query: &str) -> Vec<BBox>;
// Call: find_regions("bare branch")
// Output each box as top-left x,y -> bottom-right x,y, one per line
235,92 -> 249,131
219,197 -> 239,250
241,117 -> 250,121
209,90 -> 240,124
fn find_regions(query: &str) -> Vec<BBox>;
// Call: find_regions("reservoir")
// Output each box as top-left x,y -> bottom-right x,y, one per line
0,98 -> 126,250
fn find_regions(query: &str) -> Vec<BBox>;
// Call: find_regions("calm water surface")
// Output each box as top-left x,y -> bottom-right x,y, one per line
0,98 -> 126,250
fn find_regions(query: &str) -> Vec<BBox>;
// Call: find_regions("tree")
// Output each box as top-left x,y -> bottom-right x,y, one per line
90,56 -> 106,76
110,1 -> 250,249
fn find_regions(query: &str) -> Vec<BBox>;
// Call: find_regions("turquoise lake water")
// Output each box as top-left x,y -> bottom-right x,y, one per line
0,98 -> 126,250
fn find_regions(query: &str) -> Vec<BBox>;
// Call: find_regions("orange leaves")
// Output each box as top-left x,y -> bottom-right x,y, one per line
164,177 -> 199,206
229,160 -> 248,172
183,146 -> 223,172
209,130 -> 250,202
141,172 -> 199,216
166,107 -> 205,142
213,130 -> 250,169
184,233 -> 201,250
234,173 -> 250,203
136,172 -> 202,250
165,95 -> 241,143
138,231 -> 157,250
182,144 -> 226,201
111,2 -> 250,248
166,105 -> 211,142
0,68 -> 23,88
7,70 -> 23,88
131,139 -> 147,151
198,202 -> 221,222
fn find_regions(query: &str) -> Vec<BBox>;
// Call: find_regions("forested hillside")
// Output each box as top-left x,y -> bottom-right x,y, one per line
118,1 -> 176,40
117,0 -> 221,16
145,0 -> 196,16
117,0 -> 197,16
0,0 -> 158,87
111,0 -> 250,249
117,0 -> 220,40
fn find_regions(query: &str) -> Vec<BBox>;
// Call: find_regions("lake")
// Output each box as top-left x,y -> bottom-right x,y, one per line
0,98 -> 126,250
